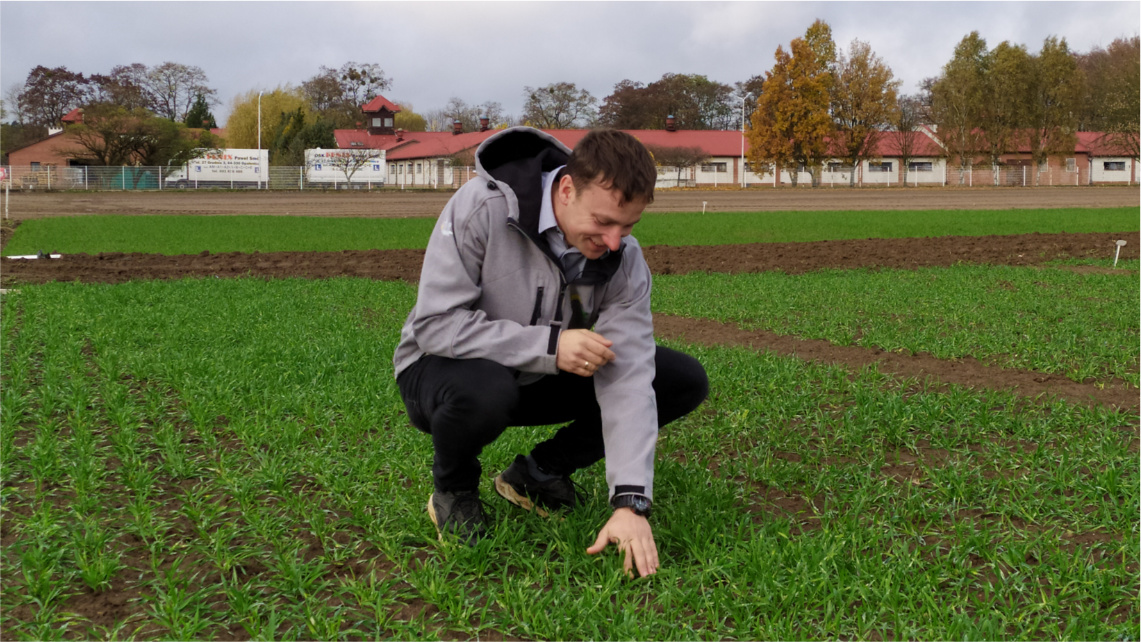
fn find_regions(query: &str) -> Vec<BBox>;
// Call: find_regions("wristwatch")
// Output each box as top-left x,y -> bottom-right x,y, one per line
611,493 -> 652,518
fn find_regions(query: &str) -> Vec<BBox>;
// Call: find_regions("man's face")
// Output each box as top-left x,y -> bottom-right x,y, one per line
553,175 -> 646,260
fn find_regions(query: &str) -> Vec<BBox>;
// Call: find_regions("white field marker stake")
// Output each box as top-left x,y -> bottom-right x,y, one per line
702,201 -> 708,215
1114,239 -> 1127,267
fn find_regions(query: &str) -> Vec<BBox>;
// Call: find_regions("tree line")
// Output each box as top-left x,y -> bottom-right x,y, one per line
747,21 -> 1139,187
3,27 -> 1137,173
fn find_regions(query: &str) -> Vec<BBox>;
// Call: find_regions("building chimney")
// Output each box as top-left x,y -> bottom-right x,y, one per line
479,117 -> 490,132
666,115 -> 676,132
453,120 -> 463,135
396,128 -> 404,142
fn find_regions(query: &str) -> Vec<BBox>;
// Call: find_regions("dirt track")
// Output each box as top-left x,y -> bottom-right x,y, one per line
5,186 -> 1138,219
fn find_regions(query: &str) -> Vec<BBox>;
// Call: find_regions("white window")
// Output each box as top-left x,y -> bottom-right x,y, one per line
868,162 -> 893,173
415,163 -> 422,174
827,162 -> 852,173
700,162 -> 727,173
1066,158 -> 1076,173
908,161 -> 933,172
372,118 -> 382,128
30,162 -> 41,170
384,117 -> 394,128
1104,161 -> 1126,171
1038,162 -> 1049,173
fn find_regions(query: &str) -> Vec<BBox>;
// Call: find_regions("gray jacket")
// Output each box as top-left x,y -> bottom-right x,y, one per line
393,127 -> 659,501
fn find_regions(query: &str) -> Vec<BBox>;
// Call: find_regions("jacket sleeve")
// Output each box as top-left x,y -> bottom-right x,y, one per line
591,241 -> 659,501
408,187 -> 558,374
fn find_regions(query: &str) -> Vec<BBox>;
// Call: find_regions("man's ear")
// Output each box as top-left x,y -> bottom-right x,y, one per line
557,174 -> 576,204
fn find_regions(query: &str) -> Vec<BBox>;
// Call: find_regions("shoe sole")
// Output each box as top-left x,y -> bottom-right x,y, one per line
494,475 -> 550,518
427,494 -> 444,542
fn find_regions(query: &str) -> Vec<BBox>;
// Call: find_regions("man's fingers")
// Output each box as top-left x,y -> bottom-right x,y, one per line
583,330 -> 613,347
630,539 -> 656,577
581,342 -> 616,365
586,528 -> 611,555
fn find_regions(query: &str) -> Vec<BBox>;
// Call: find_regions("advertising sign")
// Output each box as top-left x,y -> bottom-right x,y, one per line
185,149 -> 266,182
306,149 -> 386,184
167,149 -> 267,185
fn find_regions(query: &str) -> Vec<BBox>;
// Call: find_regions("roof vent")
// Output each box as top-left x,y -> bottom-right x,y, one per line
666,115 -> 676,132
479,117 -> 490,132
396,128 -> 404,142
453,120 -> 463,135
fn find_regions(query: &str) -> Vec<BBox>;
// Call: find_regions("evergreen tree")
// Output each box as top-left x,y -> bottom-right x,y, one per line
184,93 -> 217,129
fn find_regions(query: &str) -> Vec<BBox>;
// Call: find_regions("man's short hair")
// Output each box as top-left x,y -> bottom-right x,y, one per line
564,129 -> 656,205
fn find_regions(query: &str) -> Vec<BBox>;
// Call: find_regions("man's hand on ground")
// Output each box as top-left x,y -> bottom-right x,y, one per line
586,508 -> 659,577
557,329 -> 615,377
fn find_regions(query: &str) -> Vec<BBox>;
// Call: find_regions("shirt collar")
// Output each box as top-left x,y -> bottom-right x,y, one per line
538,165 -> 565,236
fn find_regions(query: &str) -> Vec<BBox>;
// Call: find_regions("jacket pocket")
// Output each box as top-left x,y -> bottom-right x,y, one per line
528,286 -> 545,325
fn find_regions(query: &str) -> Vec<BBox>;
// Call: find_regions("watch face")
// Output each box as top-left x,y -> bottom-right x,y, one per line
632,496 -> 650,512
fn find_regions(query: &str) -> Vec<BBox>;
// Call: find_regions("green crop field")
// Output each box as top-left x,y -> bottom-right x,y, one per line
3,206 -> 1137,256
654,264 -> 1141,386
2,270 -> 1137,640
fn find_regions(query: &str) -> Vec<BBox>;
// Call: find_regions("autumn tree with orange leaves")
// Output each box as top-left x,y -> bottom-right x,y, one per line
747,20 -> 835,187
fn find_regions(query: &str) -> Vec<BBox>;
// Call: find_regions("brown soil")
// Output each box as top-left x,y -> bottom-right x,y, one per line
5,185 -> 1138,219
654,314 -> 1139,411
4,231 -> 1136,286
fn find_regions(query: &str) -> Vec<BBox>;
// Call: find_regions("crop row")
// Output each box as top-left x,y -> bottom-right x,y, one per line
654,264 -> 1140,386
1,276 -> 1136,640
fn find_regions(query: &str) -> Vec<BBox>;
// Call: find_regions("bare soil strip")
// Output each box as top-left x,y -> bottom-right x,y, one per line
6,185 -> 1139,219
654,314 -> 1138,411
2,231 -> 1137,286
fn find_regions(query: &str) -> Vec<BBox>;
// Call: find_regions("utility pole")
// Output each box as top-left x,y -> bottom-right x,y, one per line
738,92 -> 753,188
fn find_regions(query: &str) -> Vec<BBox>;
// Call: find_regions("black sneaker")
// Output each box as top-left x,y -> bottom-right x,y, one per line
494,454 -> 582,517
427,490 -> 487,545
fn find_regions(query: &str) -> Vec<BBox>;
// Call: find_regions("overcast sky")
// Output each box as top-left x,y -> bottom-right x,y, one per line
2,1 -> 1138,125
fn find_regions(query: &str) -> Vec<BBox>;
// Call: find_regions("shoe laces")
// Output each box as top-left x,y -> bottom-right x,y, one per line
449,492 -> 484,521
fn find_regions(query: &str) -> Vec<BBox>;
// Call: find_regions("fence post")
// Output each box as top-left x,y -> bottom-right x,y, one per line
85,166 -> 88,190
300,166 -> 304,190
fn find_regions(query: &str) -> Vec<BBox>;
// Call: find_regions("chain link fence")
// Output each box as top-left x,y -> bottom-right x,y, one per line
0,162 -> 1132,192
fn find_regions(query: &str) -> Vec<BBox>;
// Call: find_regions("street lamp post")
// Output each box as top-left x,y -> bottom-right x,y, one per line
257,91 -> 263,189
738,92 -> 753,188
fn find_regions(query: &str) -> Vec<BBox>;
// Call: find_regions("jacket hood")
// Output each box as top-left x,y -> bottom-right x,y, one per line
474,126 -> 625,284
475,127 -> 571,234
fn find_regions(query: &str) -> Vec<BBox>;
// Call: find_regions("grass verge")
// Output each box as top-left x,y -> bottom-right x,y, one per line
3,207 -> 1137,255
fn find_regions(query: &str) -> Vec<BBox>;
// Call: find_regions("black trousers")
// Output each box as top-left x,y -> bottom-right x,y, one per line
396,346 -> 709,493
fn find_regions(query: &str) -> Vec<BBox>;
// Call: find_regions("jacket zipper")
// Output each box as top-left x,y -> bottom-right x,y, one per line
529,286 -> 545,325
507,219 -> 570,355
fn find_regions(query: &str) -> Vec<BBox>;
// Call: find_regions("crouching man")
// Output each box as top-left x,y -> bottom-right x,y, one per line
393,127 -> 708,577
